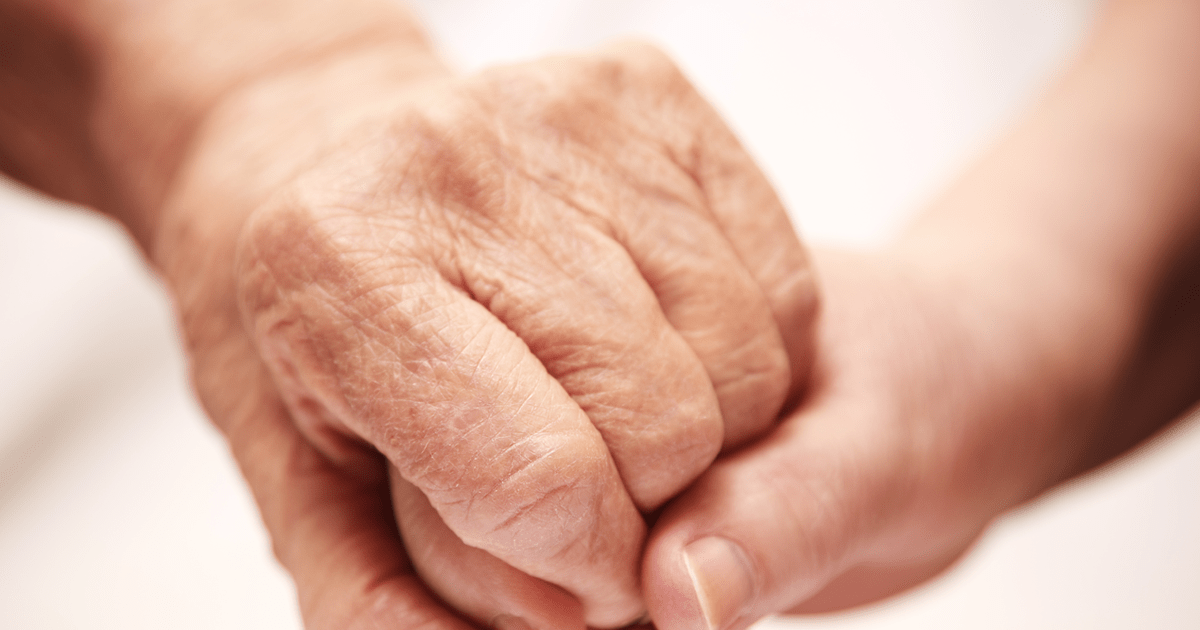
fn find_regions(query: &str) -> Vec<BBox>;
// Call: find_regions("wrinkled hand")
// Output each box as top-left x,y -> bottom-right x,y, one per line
156,41 -> 816,629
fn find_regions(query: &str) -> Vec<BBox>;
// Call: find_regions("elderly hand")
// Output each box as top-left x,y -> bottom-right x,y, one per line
157,33 -> 815,630
3,1 -> 818,626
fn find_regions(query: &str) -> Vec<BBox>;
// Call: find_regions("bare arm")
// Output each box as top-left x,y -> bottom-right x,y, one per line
644,1 -> 1200,628
898,0 -> 1200,481
0,0 -> 443,245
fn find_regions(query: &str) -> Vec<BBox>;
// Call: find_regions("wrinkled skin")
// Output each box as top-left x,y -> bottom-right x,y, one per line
10,1 -> 1198,629
155,41 -> 816,630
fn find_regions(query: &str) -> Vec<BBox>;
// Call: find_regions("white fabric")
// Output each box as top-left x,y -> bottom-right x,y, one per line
2,2 -> 1198,628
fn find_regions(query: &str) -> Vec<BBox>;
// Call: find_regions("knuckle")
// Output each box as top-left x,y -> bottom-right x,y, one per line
712,326 -> 792,445
235,181 -> 458,433
602,39 -> 685,87
610,364 -> 725,510
539,328 -> 727,510
724,327 -> 792,403
432,437 -> 615,560
236,194 -> 309,307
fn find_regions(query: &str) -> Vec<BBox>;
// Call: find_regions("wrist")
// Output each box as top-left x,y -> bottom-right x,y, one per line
101,1 -> 448,251
145,47 -> 453,376
2,0 -> 446,251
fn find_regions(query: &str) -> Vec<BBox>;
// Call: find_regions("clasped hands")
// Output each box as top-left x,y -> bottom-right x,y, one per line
156,39 -> 1006,630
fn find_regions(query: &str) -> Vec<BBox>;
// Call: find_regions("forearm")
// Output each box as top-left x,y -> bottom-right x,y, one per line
0,0 -> 444,249
898,0 -> 1200,495
906,0 -> 1200,281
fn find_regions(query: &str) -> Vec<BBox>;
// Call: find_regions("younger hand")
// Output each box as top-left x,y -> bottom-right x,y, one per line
643,243 -> 1158,629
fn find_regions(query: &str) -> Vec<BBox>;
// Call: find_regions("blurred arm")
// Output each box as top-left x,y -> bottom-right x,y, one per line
644,2 -> 1200,628
899,0 -> 1200,483
0,0 -> 442,247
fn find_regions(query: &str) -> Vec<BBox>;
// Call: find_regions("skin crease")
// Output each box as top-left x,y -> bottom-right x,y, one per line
223,43 -> 817,629
0,1 -> 817,628
2,1 -> 1200,630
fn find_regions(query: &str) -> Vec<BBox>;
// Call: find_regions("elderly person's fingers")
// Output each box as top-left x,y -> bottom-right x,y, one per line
592,43 -> 819,432
239,224 -> 649,627
482,43 -> 813,451
232,43 -> 820,626
186,323 -> 479,630
391,471 -> 587,630
240,411 -> 472,630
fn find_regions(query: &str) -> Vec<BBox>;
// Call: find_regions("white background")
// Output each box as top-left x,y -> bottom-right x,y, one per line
2,1 -> 1198,628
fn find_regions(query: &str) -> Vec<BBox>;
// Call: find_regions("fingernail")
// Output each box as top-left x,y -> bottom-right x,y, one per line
493,615 -> 535,630
681,537 -> 755,630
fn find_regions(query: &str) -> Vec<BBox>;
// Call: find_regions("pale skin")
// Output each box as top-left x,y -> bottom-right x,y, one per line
2,2 -> 1199,630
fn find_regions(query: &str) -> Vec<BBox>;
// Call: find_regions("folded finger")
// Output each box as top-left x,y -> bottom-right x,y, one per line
595,42 -> 820,402
205,353 -> 475,630
496,44 -> 812,450
238,201 -> 647,627
641,404 -> 906,630
391,469 -> 586,630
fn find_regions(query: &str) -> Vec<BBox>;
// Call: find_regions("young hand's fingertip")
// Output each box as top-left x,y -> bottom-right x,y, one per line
681,537 -> 755,630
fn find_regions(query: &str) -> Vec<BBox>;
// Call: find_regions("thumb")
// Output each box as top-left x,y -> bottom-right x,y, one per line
641,403 -> 936,630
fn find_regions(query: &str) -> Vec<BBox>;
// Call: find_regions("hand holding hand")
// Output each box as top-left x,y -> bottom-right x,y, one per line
642,3 -> 1200,613
160,38 -> 816,630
